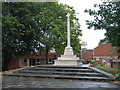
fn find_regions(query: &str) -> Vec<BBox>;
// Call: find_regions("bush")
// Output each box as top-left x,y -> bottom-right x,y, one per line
90,60 -> 96,64
94,64 -> 119,75
115,72 -> 120,80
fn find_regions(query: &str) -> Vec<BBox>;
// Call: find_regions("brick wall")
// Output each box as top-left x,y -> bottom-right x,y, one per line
7,53 -> 59,70
111,60 -> 120,70
93,44 -> 117,63
82,50 -> 93,63
8,59 -> 19,70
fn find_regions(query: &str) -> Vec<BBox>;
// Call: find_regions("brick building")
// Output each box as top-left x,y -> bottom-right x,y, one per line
82,43 -> 119,64
93,43 -> 118,64
8,43 -> 120,70
81,49 -> 93,64
8,53 -> 60,70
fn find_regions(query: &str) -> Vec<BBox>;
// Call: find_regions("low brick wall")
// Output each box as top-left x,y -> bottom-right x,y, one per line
8,59 -> 19,70
111,60 -> 120,71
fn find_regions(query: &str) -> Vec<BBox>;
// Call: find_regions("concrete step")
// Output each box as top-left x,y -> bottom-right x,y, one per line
17,70 -> 105,77
29,68 -> 94,72
4,65 -> 116,81
37,65 -> 88,69
4,73 -> 113,81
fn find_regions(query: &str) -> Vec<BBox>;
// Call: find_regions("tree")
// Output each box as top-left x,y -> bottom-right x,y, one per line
85,2 -> 120,52
2,2 -> 41,71
98,38 -> 109,45
2,2 -> 82,71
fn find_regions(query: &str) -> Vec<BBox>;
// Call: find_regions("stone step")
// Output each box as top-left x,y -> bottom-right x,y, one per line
28,68 -> 94,72
4,65 -> 116,81
17,70 -> 105,77
37,65 -> 88,69
4,73 -> 113,81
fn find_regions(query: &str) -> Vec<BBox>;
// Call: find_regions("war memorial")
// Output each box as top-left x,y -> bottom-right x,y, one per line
2,13 -> 120,89
54,13 -> 82,66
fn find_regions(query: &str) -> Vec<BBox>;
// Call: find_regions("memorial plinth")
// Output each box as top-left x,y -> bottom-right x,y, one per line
54,13 -> 82,66
54,46 -> 82,66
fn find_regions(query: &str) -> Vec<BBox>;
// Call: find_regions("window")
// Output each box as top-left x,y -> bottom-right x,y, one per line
23,59 -> 27,66
48,59 -> 53,64
36,59 -> 40,62
102,59 -> 107,64
24,59 -> 27,62
36,59 -> 40,65
96,57 -> 99,61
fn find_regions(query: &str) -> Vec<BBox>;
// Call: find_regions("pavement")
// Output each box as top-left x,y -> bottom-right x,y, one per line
1,65 -> 120,89
2,76 -> 120,89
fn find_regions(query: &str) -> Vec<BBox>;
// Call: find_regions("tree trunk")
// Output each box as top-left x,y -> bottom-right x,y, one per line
2,53 -> 11,71
45,48 -> 49,64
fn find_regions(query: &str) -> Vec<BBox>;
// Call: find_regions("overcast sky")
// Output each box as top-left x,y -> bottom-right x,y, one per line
59,0 -> 106,49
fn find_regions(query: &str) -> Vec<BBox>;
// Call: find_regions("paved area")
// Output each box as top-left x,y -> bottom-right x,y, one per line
82,64 -> 90,67
2,76 -> 120,89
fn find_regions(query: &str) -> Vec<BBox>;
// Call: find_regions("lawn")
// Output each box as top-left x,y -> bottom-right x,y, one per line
94,64 -> 119,74
94,64 -> 120,81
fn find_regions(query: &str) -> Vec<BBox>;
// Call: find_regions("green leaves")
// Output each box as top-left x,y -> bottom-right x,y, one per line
85,2 -> 120,52
2,2 -> 82,58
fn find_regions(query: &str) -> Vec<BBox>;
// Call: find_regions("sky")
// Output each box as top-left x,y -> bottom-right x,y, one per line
59,0 -> 106,49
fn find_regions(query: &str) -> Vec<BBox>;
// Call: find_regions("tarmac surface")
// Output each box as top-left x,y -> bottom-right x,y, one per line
2,76 -> 120,89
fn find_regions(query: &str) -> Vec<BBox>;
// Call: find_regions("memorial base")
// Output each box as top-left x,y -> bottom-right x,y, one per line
54,60 -> 82,66
54,46 -> 83,66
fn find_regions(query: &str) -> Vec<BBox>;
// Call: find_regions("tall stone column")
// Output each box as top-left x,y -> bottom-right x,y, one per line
67,13 -> 71,47
64,13 -> 74,55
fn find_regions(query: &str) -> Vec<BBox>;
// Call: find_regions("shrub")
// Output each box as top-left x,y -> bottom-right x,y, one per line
115,72 -> 120,80
90,60 -> 96,64
94,64 -> 119,75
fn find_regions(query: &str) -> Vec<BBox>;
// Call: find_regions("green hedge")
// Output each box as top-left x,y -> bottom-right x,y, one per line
94,64 -> 119,75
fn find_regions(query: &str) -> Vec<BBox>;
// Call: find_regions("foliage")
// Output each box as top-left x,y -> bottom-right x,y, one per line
85,2 -> 120,52
90,60 -> 96,67
90,60 -> 96,64
98,38 -> 108,45
115,72 -> 120,80
94,64 -> 119,75
2,2 -> 82,70
115,72 -> 120,77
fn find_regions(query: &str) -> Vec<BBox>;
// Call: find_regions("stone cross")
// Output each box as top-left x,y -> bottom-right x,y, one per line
66,13 -> 71,48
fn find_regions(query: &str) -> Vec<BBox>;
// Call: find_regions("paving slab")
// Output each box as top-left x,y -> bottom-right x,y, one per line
2,76 -> 120,89
18,70 -> 103,76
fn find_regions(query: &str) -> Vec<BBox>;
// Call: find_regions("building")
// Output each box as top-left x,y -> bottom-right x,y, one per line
8,43 -> 120,70
82,43 -> 119,64
8,53 -> 60,70
93,43 -> 119,64
81,49 -> 93,64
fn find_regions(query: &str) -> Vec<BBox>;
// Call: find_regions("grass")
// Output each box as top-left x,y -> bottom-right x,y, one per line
94,64 -> 119,75
94,64 -> 120,82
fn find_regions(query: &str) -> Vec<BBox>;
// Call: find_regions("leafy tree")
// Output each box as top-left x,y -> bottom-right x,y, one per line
85,2 -> 120,52
2,2 -> 82,71
98,38 -> 109,45
2,2 -> 38,71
